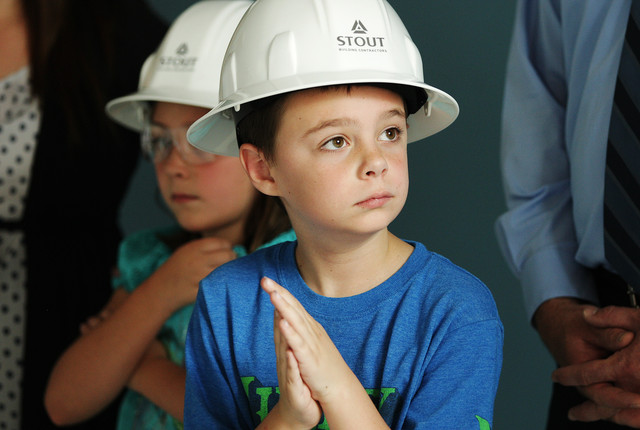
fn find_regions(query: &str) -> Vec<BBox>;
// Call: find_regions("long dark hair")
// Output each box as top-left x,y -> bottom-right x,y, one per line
22,0 -> 120,146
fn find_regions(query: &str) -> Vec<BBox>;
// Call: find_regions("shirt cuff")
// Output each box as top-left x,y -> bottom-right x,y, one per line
520,243 -> 599,322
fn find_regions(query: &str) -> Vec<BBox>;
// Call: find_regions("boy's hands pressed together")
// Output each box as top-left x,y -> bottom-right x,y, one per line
269,306 -> 322,428
262,277 -> 350,401
260,277 -> 389,429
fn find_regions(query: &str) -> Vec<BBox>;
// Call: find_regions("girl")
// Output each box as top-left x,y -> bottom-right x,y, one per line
44,2 -> 293,428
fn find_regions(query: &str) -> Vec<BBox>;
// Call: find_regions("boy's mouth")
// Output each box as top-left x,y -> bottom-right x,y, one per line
356,193 -> 393,209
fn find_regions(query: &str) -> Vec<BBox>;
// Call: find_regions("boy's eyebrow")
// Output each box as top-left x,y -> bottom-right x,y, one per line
302,118 -> 357,139
384,108 -> 407,120
302,109 -> 406,138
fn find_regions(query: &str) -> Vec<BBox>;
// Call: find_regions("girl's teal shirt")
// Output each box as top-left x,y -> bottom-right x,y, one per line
112,225 -> 296,430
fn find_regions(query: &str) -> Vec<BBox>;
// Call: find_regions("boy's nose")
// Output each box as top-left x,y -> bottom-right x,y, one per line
360,143 -> 388,178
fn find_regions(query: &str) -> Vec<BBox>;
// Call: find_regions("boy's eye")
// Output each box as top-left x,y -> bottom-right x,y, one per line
380,127 -> 401,141
321,136 -> 347,150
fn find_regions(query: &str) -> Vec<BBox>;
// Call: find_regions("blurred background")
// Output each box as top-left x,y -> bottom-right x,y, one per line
121,1 -> 555,428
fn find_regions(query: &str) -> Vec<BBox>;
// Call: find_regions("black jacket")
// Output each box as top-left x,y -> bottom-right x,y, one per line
19,2 -> 166,428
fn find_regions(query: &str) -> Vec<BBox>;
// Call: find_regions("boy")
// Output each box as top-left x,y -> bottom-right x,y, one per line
184,0 -> 503,428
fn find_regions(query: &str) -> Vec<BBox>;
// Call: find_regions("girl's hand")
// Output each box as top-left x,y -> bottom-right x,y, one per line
80,309 -> 112,335
79,289 -> 130,335
149,237 -> 236,310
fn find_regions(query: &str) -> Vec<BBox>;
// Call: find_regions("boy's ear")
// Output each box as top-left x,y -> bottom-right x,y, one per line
239,143 -> 279,196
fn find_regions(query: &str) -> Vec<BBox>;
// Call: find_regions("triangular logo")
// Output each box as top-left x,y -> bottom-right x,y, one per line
176,43 -> 188,55
351,20 -> 367,34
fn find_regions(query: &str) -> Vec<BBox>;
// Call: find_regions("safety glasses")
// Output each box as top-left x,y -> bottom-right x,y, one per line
141,122 -> 218,165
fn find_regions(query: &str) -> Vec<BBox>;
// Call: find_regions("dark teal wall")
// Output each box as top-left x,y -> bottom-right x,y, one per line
120,2 -> 555,428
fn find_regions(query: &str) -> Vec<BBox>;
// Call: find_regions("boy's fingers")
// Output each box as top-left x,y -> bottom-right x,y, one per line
279,318 -> 311,359
272,291 -> 312,340
260,276 -> 279,293
286,349 -> 301,384
274,313 -> 291,382
262,276 -> 320,355
273,309 -> 281,345
261,276 -> 293,302
262,277 -> 308,321
261,277 -> 299,305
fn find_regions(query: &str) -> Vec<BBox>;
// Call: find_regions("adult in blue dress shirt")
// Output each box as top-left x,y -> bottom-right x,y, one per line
497,0 -> 640,428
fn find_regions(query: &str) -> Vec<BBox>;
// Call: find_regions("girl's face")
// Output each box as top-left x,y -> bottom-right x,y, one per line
153,102 -> 257,242
265,85 -> 409,242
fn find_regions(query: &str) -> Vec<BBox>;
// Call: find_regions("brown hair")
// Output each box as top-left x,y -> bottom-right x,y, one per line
242,193 -> 291,253
235,93 -> 290,164
234,94 -> 293,251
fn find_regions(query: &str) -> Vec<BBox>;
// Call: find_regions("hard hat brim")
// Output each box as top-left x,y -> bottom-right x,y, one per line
187,73 -> 459,157
106,88 -> 224,132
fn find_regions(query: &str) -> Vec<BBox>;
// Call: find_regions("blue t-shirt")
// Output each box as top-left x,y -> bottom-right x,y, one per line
185,240 -> 503,429
113,226 -> 296,430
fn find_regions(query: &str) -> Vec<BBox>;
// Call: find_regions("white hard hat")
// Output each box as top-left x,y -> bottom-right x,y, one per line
106,0 -> 252,134
187,0 -> 459,157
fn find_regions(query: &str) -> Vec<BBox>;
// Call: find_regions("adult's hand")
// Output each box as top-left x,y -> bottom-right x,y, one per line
552,305 -> 640,426
534,298 -> 632,367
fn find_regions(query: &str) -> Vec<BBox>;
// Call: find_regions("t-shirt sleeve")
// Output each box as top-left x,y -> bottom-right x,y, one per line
184,277 -> 250,428
406,318 -> 503,429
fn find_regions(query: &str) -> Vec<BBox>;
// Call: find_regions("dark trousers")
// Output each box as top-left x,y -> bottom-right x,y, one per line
546,268 -> 634,429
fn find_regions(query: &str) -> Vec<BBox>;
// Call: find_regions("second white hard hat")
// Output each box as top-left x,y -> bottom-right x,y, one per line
187,0 -> 459,156
106,0 -> 252,135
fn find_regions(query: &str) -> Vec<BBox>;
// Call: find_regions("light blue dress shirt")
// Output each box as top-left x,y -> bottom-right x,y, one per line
495,0 -> 632,320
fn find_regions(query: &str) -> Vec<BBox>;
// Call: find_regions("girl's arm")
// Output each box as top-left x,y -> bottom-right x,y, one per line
44,281 -> 179,425
45,236 -> 235,425
127,340 -> 187,422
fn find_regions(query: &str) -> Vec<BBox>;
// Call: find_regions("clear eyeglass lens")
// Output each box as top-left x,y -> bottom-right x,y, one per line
141,124 -> 217,165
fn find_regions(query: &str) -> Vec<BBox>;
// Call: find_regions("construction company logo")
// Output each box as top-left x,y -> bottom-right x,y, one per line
241,376 -> 399,428
336,20 -> 387,53
157,43 -> 198,71
352,19 -> 367,34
